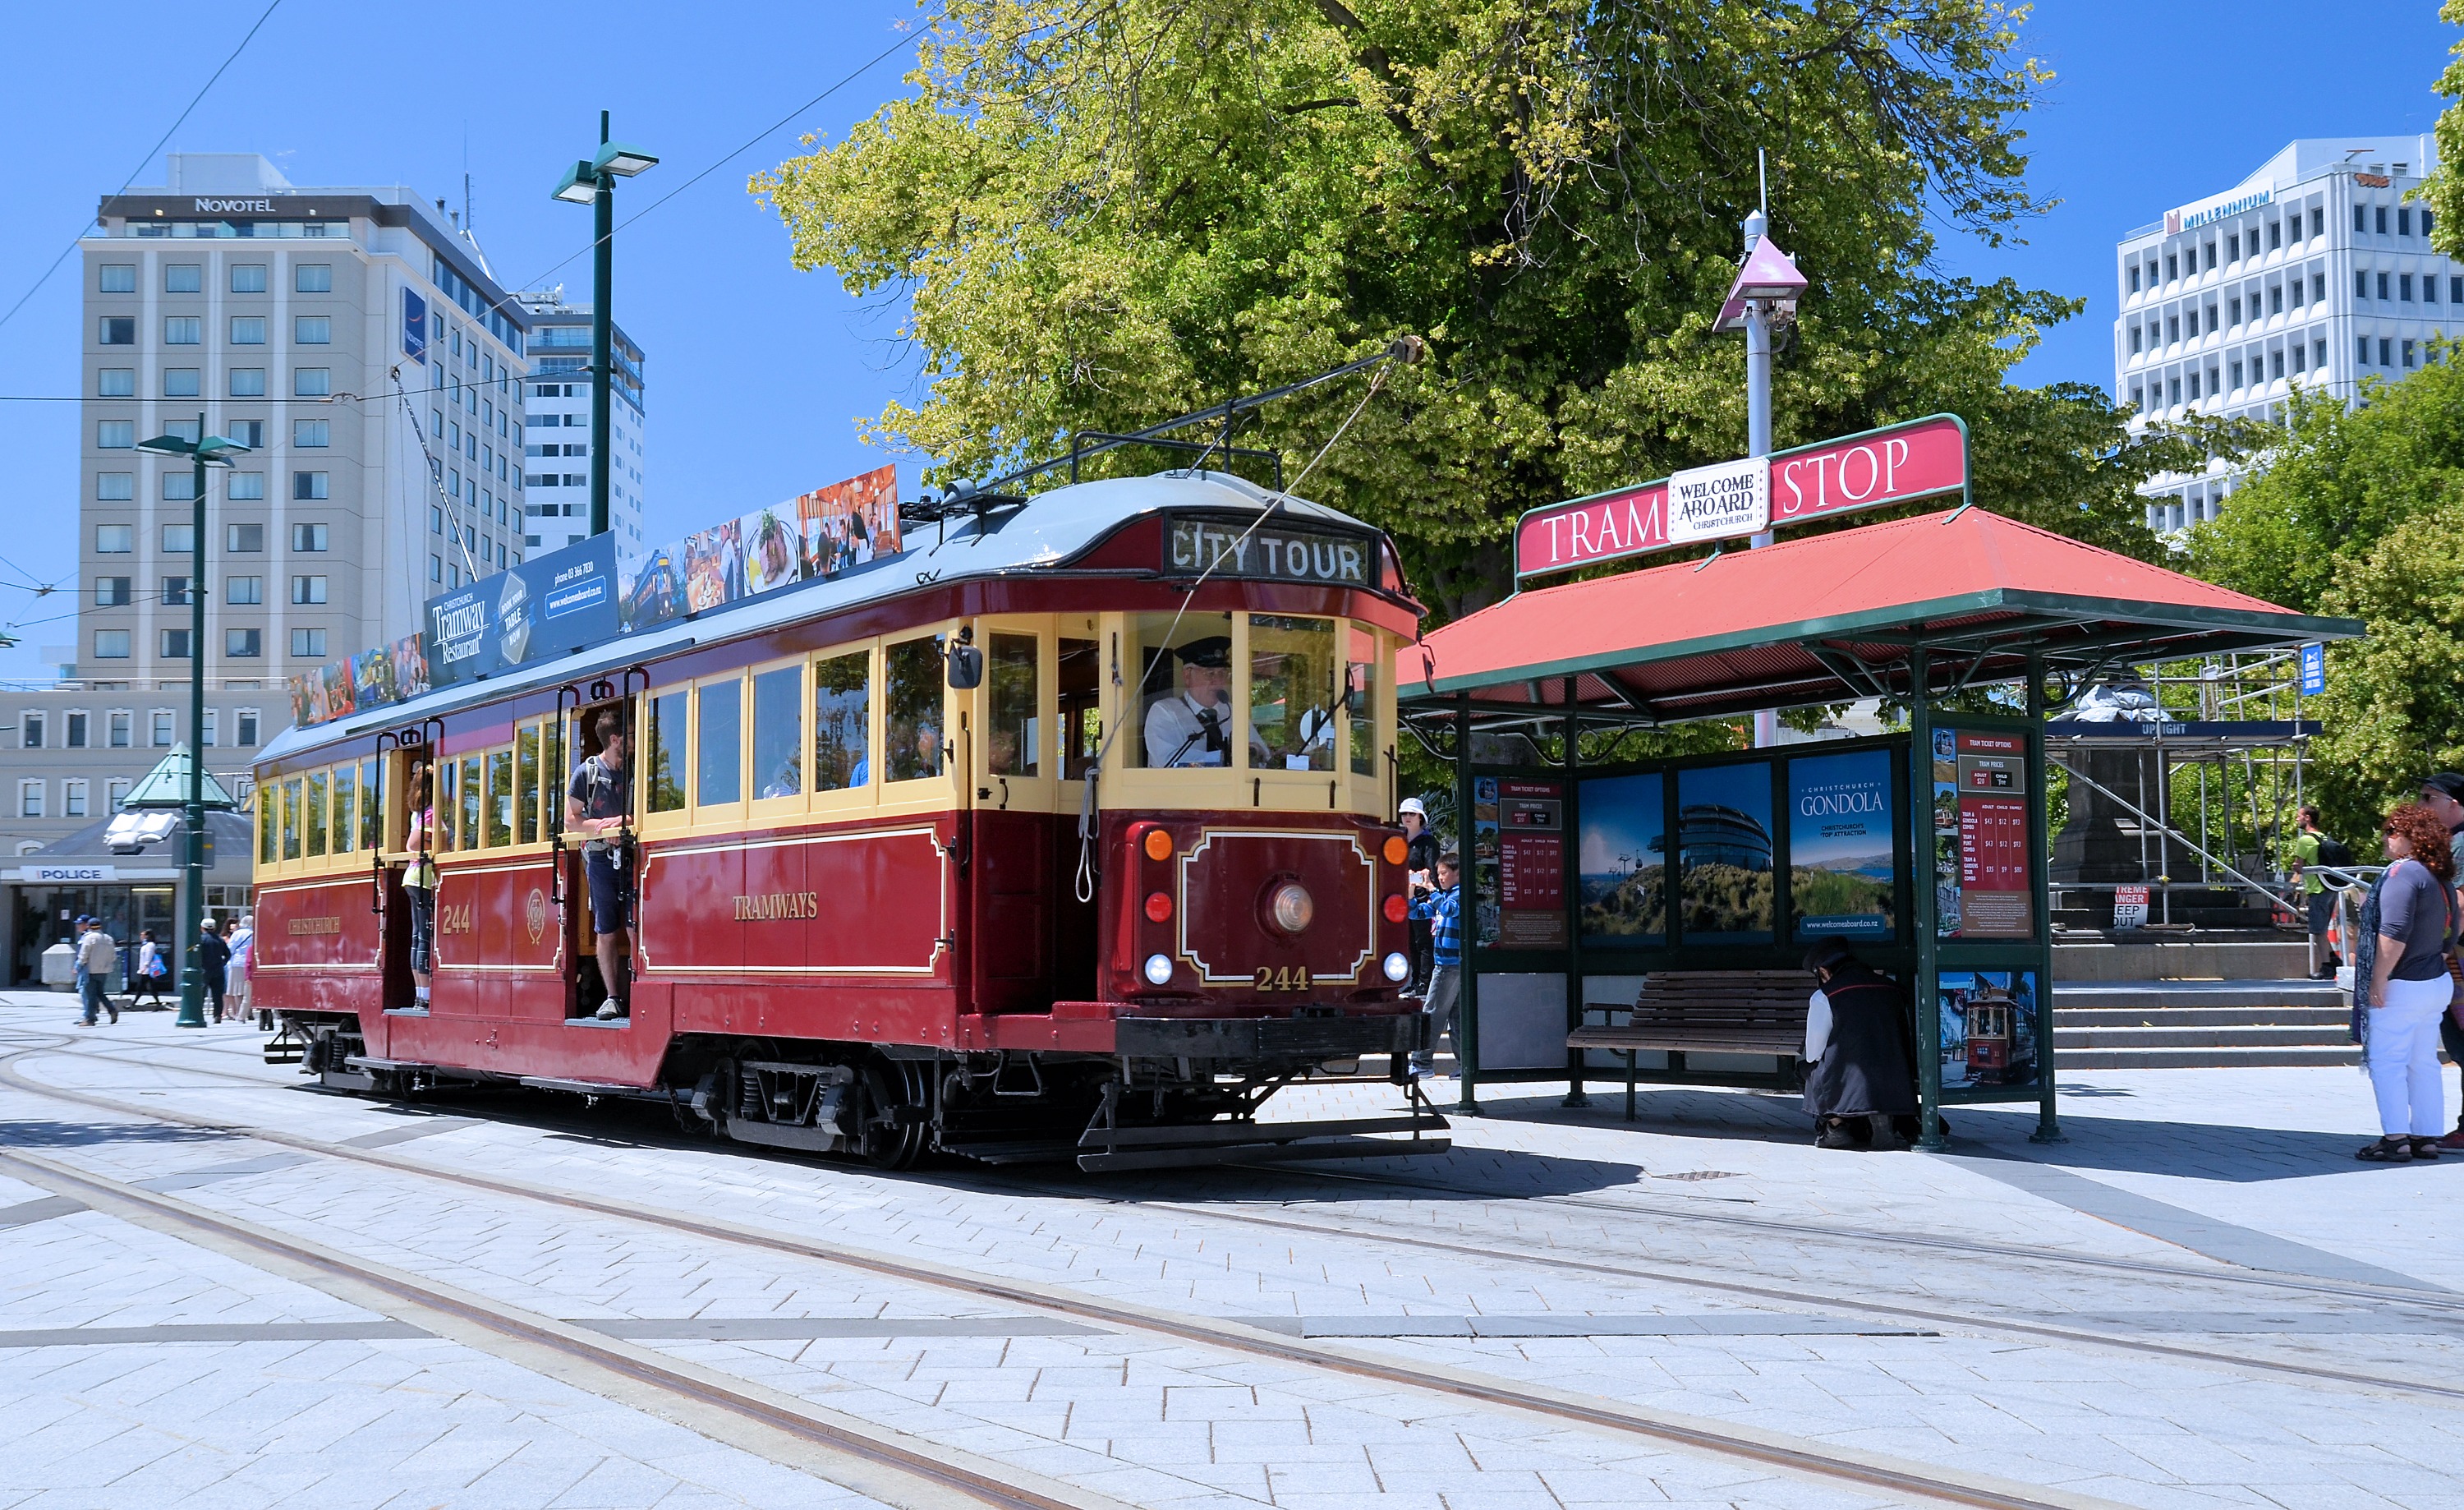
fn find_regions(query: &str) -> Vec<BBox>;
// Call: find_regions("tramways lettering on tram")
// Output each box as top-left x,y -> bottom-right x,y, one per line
733,891 -> 821,922
1168,520 -> 1369,585
285,916 -> 342,937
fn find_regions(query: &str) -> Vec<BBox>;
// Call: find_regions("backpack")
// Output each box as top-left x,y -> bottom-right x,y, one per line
2315,833 -> 2353,869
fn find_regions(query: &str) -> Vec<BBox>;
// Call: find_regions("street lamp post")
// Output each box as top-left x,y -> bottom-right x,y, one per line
1714,186 -> 1807,749
136,415 -> 249,1029
554,113 -> 658,539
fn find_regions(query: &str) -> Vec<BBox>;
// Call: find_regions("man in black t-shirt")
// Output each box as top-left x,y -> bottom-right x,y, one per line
568,708 -> 637,1019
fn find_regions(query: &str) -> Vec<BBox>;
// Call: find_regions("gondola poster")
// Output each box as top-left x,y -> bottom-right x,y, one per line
1676,760 -> 1775,943
1788,749 -> 1895,940
1578,771 -> 1666,944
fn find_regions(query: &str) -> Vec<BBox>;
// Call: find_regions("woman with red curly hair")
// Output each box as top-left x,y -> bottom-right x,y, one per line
2355,803 -> 2460,1161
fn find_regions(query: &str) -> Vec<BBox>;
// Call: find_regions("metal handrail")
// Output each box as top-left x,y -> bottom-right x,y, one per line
2048,754 -> 2285,904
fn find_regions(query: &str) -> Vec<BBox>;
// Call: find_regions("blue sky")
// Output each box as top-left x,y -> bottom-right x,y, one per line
0,1 -> 2457,683
1578,771 -> 1663,875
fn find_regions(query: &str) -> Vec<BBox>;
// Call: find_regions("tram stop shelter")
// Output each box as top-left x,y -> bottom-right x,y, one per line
1398,503 -> 2362,1147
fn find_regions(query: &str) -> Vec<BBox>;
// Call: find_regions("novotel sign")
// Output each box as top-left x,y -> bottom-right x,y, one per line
1513,413 -> 1969,579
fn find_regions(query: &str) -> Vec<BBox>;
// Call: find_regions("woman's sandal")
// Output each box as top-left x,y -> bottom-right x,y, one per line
2357,1137 -> 2416,1162
2411,1137 -> 2443,1160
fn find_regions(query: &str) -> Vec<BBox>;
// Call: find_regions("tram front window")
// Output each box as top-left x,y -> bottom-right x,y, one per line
1250,615 -> 1339,772
884,636 -> 945,781
1133,611 -> 1253,769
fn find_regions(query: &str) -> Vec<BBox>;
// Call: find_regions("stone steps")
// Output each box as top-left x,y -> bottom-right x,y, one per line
2048,977 -> 2355,1070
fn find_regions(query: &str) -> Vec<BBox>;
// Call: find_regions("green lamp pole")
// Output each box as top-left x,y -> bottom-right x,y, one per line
136,415 -> 248,1029
554,113 -> 658,539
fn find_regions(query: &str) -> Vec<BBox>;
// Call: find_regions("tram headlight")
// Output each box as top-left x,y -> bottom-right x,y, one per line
1268,881 -> 1315,934
1142,952 -> 1176,986
1381,951 -> 1411,983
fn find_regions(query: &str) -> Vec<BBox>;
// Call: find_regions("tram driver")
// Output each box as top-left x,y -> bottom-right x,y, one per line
1143,636 -> 1271,768
568,707 -> 639,1020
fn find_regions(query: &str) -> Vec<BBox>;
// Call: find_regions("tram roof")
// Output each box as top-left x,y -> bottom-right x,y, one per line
261,470 -> 1376,765
1399,506 -> 2365,728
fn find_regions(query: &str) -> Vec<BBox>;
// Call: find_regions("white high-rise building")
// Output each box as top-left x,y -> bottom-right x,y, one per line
77,153 -> 531,690
517,291 -> 646,554
2115,135 -> 2449,534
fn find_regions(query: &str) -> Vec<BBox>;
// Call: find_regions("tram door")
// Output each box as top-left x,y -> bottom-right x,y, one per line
375,745 -> 420,1011
561,697 -> 634,1017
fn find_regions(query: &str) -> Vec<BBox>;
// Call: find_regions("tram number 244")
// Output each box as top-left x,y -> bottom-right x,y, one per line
1253,966 -> 1313,992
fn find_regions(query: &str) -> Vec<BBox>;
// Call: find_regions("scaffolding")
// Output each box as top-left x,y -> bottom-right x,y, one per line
2044,650 -> 2319,930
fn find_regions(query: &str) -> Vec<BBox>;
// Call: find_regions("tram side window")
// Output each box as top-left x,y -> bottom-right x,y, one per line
1059,637 -> 1101,780
306,770 -> 329,858
1250,615 -> 1339,772
752,665 -> 803,799
516,726 -> 540,844
884,637 -> 945,782
459,756 -> 483,849
436,759 -> 456,849
1132,611 -> 1236,768
282,778 -> 301,861
258,788 -> 276,864
698,678 -> 743,806
486,748 -> 513,847
1347,624 -> 1379,777
332,764 -> 356,854
988,633 -> 1038,777
646,691 -> 687,813
812,650 -> 871,792
360,758 -> 382,852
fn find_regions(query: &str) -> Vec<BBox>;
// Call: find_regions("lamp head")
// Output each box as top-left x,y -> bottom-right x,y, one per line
592,141 -> 659,177
136,435 -> 194,458
552,161 -> 598,205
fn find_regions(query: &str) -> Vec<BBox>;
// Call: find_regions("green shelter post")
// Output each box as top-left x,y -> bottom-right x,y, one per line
1452,690 -> 1482,1116
2027,651 -> 2065,1144
1908,646 -> 1944,1151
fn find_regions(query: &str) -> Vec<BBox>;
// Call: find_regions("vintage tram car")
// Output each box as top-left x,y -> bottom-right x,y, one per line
248,472 -> 1446,1170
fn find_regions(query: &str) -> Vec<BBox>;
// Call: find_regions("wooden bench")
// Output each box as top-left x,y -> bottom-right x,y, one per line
1567,970 -> 1811,1121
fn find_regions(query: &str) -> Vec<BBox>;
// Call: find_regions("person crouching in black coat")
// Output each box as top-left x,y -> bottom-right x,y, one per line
1801,938 -> 1921,1150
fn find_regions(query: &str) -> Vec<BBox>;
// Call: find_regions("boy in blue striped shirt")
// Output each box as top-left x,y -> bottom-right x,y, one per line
1408,851 -> 1462,1079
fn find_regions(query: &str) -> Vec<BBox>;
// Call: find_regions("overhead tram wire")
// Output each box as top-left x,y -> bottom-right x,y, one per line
0,0 -> 287,340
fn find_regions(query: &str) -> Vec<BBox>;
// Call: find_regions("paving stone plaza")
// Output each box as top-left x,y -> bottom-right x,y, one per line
0,990 -> 2454,1510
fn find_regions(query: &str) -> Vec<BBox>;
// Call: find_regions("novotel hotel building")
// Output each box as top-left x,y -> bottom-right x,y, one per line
2115,135 -> 2456,534
75,153 -> 531,697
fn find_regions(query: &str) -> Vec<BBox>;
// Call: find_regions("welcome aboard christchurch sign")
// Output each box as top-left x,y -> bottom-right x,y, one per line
1513,414 -> 1969,580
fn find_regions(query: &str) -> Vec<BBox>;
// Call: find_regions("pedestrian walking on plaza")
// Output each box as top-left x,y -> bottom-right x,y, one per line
196,917 -> 230,1024
127,930 -> 170,1009
74,918 -> 117,1026
1801,938 -> 1921,1150
69,915 -> 92,1015
2414,774 -> 2464,1149
2353,803 -> 2459,1162
224,914 -> 255,1023
1407,850 -> 1463,1080
2287,806 -> 2352,979
1399,797 -> 1441,994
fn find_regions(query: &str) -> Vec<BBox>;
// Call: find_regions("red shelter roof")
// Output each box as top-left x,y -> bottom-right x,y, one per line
1400,507 -> 2361,725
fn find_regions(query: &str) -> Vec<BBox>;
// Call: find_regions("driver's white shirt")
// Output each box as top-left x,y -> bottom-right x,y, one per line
1143,693 -> 1269,767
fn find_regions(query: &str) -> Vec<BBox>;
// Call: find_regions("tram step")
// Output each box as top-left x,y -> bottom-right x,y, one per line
1078,1113 -> 1444,1149
1079,1133 -> 1453,1173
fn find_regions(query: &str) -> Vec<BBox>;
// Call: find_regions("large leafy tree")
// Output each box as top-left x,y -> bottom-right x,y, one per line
759,0 -> 2200,618
2187,354 -> 2464,841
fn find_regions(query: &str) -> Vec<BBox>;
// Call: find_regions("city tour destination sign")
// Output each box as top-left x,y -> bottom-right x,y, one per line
1513,413 -> 1970,580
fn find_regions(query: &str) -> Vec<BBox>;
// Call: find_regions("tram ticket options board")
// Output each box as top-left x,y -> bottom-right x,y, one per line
1512,414 -> 1969,579
1472,776 -> 1567,949
1933,727 -> 2034,940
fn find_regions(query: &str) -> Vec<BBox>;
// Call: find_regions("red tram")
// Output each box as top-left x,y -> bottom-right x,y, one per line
248,472 -> 1446,1169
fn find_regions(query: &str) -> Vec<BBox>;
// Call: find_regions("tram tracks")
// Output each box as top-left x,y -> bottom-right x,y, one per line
0,1029 -> 2172,1510
17,1029 -> 2464,1405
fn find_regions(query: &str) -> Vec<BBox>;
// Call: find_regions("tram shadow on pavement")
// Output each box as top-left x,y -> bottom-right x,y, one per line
0,1116 -> 228,1151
